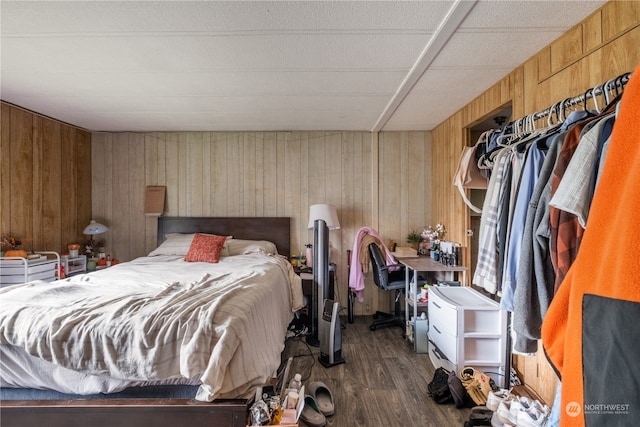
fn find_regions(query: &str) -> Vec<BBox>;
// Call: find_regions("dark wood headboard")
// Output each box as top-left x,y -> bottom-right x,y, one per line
157,217 -> 291,257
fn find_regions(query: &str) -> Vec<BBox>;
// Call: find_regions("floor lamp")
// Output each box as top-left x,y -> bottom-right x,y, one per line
306,204 -> 340,347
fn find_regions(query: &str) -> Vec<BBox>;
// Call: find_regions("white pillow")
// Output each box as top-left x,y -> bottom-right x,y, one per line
149,233 -> 231,257
226,239 -> 277,256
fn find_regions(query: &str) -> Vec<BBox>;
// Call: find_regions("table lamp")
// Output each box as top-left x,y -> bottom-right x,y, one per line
307,203 -> 340,267
83,220 -> 108,270
307,204 -> 341,231
83,220 -> 108,235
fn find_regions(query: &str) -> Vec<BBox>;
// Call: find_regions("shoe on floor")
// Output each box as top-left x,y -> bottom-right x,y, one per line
496,397 -> 517,426
486,389 -> 510,412
516,399 -> 549,427
517,406 -> 549,427
299,394 -> 327,427
468,406 -> 494,426
491,412 -> 505,427
306,381 -> 335,416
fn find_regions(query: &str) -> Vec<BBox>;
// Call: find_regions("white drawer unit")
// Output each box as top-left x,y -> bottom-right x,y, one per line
0,252 -> 61,286
428,286 -> 507,386
61,254 -> 87,276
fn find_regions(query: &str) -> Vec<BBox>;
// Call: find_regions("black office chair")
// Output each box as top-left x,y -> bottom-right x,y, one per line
368,243 -> 408,332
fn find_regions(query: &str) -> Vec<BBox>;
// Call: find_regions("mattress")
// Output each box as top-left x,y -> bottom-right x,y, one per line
0,253 -> 302,401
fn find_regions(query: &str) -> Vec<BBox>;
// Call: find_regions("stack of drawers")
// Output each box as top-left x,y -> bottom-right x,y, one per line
0,253 -> 60,287
428,286 -> 507,385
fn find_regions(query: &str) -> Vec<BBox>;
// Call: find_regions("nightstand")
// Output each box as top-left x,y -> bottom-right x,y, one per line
292,267 -> 314,332
61,255 -> 87,276
294,266 -> 314,294
293,264 -> 336,336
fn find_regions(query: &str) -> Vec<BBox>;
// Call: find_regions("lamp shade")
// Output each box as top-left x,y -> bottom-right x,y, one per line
83,220 -> 108,235
307,204 -> 340,230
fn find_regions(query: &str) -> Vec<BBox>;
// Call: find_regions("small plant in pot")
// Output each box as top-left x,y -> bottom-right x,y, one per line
406,230 -> 422,250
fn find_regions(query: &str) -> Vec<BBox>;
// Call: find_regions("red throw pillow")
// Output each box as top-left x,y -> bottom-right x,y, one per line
184,233 -> 227,263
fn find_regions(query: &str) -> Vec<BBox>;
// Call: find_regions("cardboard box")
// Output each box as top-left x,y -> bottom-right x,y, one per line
392,246 -> 418,258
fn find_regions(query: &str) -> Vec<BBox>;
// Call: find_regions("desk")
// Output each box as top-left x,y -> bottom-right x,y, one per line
396,257 -> 467,327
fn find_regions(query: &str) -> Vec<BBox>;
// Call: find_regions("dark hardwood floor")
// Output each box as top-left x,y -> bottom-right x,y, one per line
280,315 -> 472,427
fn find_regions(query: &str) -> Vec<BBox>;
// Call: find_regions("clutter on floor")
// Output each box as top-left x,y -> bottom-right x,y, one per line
248,358 -> 336,427
427,366 -> 549,427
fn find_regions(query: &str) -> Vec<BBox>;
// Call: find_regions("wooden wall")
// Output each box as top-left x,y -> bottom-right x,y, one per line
90,130 -> 432,316
0,103 -> 92,254
431,0 -> 640,405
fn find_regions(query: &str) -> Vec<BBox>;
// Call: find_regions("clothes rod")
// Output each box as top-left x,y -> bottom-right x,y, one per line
531,71 -> 631,121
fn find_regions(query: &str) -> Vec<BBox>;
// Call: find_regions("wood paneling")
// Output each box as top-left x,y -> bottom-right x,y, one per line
0,104 -> 10,237
0,102 -> 91,254
602,0 -> 640,41
550,25 -> 584,73
430,0 -> 639,405
91,130 -> 432,317
536,47 -> 552,82
9,107 -> 33,250
583,10 -> 603,53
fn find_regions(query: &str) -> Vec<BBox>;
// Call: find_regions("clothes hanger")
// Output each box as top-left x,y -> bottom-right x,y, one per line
606,78 -> 619,104
560,97 -> 572,122
552,100 -> 563,124
590,87 -> 601,114
581,89 -> 590,112
494,121 -> 522,148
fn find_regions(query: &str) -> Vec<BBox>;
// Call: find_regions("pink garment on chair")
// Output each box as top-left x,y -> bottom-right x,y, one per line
348,227 -> 397,302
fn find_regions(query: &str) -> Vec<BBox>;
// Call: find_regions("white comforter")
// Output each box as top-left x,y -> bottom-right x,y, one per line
0,254 -> 303,401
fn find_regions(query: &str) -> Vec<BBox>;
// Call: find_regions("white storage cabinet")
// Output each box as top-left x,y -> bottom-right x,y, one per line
0,252 -> 61,287
428,286 -> 507,385
61,254 -> 87,276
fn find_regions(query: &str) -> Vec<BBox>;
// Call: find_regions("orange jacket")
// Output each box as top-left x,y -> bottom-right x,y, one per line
541,62 -> 640,425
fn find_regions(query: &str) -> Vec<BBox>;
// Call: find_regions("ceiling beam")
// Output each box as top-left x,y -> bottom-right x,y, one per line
371,0 -> 478,132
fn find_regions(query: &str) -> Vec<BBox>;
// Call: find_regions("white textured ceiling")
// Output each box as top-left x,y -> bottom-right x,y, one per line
1,1 -> 606,132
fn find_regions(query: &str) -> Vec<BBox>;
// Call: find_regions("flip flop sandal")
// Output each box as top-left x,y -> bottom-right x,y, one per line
300,395 -> 326,427
306,381 -> 335,416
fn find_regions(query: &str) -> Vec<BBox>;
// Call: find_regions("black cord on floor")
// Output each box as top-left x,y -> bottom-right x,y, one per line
284,335 -> 317,384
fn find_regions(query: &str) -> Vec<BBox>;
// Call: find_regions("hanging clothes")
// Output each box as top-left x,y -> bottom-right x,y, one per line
549,113 -> 615,228
504,112 -> 595,319
542,61 -> 640,426
511,131 -> 564,354
473,148 -> 513,294
549,98 -> 619,294
500,134 -> 553,312
469,71 -> 631,355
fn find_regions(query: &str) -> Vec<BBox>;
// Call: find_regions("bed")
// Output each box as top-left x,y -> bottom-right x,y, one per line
0,216 -> 301,427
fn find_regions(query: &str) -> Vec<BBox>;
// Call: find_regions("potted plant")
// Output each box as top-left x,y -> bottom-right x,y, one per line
406,230 -> 422,250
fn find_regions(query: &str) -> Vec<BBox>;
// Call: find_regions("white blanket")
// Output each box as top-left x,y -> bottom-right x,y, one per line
0,254 -> 303,401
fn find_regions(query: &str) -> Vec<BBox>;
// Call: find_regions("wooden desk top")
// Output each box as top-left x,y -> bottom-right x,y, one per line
396,256 -> 467,273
